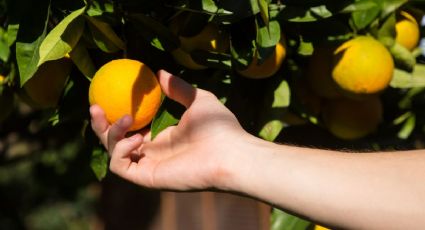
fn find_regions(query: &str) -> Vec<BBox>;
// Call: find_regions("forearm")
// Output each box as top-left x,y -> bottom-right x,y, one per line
223,136 -> 425,229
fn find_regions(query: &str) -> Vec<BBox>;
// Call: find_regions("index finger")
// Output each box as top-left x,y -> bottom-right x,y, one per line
157,69 -> 196,108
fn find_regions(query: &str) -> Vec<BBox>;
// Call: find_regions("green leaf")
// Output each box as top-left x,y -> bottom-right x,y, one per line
258,0 -> 269,25
87,0 -> 114,17
150,97 -> 181,140
340,1 -> 380,13
281,6 -> 333,22
259,120 -> 284,142
259,79 -> 290,142
127,13 -> 180,52
390,65 -> 425,88
0,28 -> 10,62
256,20 -> 280,48
375,12 -> 396,47
351,1 -> 380,30
381,0 -> 408,19
6,24 -> 19,46
86,15 -> 125,53
272,80 -> 290,108
15,0 -> 50,86
271,209 -> 311,230
390,43 -> 416,72
202,0 -> 218,13
69,39 -> 97,80
398,114 -> 415,139
90,146 -> 109,181
38,7 -> 86,66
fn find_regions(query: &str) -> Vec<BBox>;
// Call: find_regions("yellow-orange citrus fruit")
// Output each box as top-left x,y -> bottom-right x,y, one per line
395,11 -> 420,51
237,38 -> 287,79
170,18 -> 229,70
314,225 -> 331,230
307,46 -> 341,99
22,57 -> 72,109
322,96 -> 382,140
332,36 -> 394,96
0,75 -> 5,83
89,59 -> 162,131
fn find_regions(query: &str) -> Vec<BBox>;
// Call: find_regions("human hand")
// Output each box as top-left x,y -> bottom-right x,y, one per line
90,70 -> 252,191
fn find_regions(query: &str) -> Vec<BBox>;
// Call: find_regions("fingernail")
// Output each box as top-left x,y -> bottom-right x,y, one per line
118,115 -> 132,126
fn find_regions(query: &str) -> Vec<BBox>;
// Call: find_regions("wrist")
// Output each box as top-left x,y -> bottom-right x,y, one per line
214,132 -> 276,192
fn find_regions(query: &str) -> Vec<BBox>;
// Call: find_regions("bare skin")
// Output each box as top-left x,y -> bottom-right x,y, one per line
90,70 -> 425,229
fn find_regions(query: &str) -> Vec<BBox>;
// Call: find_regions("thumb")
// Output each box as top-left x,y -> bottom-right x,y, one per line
157,69 -> 196,108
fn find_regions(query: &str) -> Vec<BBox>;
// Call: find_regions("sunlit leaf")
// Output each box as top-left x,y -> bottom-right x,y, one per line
256,20 -> 280,48
271,209 -> 311,230
202,0 -> 218,13
272,80 -> 290,108
390,43 -> 416,72
258,0 -> 269,25
38,7 -> 86,66
398,114 -> 415,139
390,64 -> 425,88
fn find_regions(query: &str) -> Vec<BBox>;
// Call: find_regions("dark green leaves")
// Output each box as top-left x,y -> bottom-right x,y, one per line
150,97 -> 183,140
15,0 -> 50,86
86,15 -> 125,53
90,146 -> 109,180
16,5 -> 86,86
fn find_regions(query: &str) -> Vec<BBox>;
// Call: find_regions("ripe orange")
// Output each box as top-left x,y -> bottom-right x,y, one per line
395,11 -> 420,51
237,38 -> 287,79
307,45 -> 341,99
322,96 -> 382,140
170,17 -> 229,70
89,59 -> 162,131
314,225 -> 331,230
22,57 -> 72,109
332,36 -> 394,96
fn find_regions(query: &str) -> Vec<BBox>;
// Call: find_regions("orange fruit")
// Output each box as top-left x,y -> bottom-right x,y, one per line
89,59 -> 162,131
307,45 -> 341,99
314,225 -> 331,230
170,16 -> 229,70
395,11 -> 420,51
237,37 -> 287,79
332,36 -> 394,96
22,57 -> 72,109
322,96 -> 382,140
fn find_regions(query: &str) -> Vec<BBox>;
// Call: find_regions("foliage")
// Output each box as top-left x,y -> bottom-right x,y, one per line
0,0 -> 425,229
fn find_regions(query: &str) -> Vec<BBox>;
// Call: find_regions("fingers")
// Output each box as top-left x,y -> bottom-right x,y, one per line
157,69 -> 196,108
109,134 -> 143,176
90,105 -> 109,146
107,115 -> 133,153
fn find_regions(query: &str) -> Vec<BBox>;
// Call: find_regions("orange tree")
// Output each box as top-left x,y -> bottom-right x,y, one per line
0,0 -> 424,229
